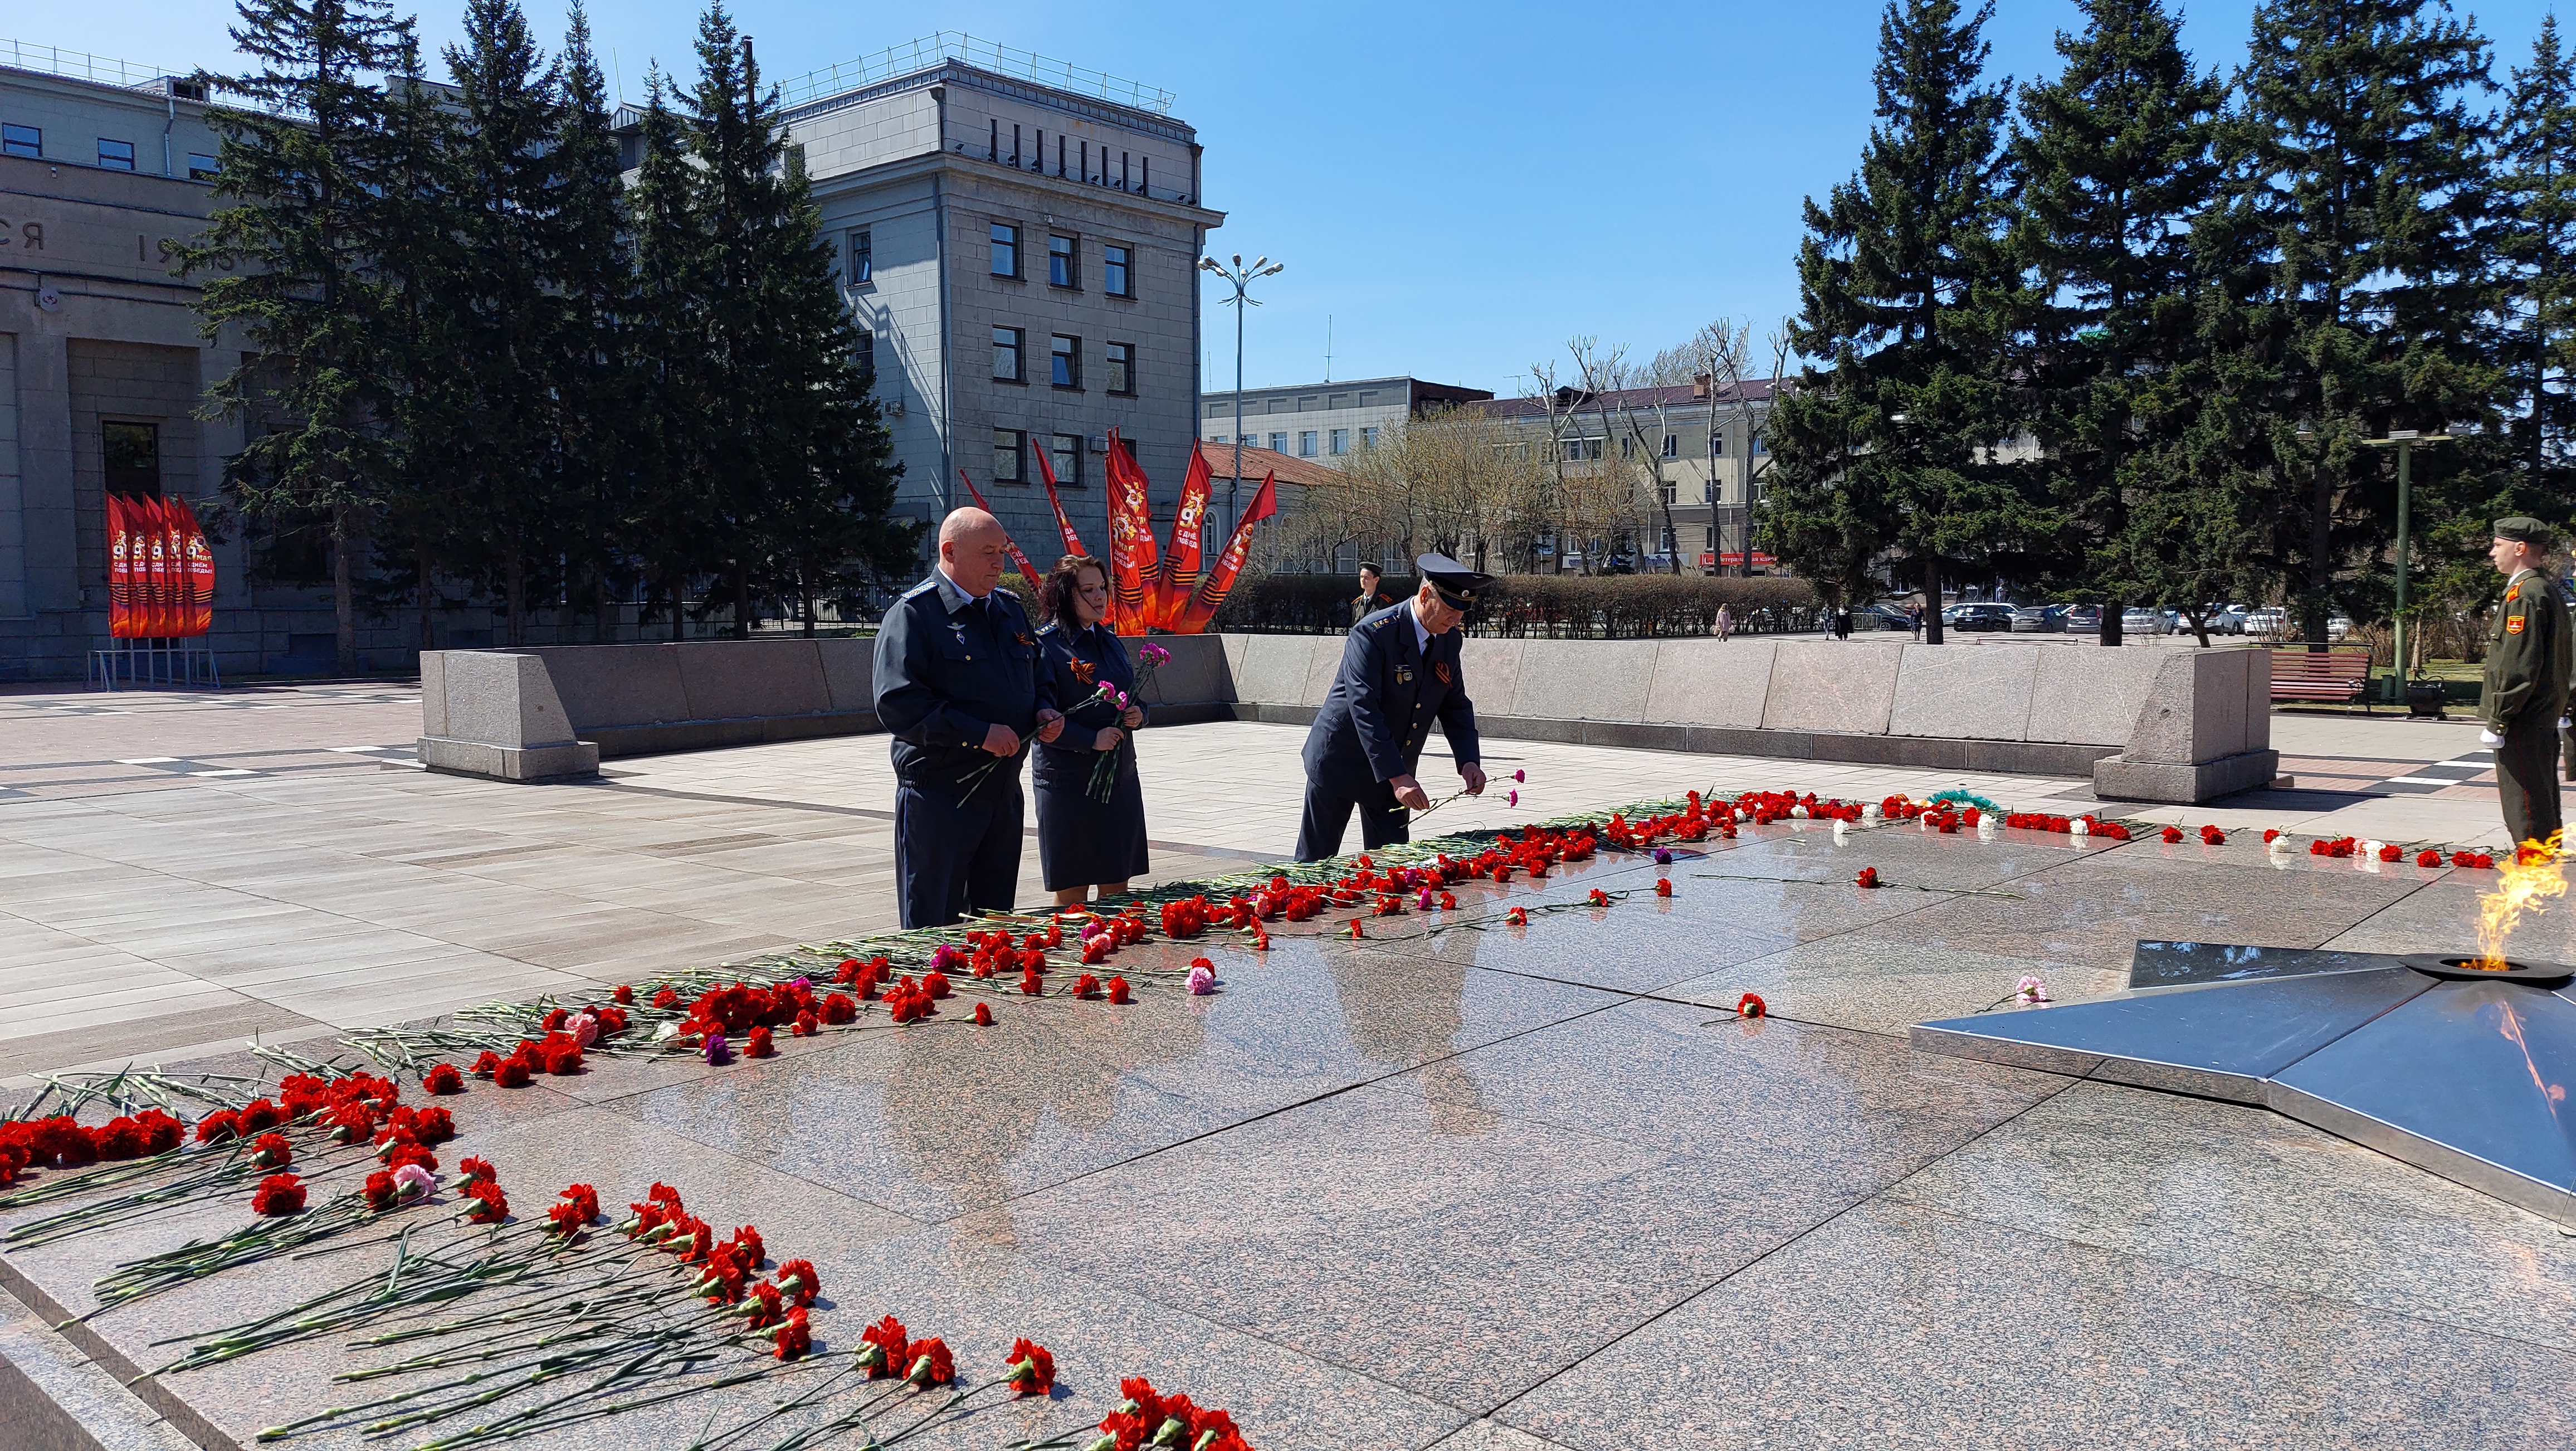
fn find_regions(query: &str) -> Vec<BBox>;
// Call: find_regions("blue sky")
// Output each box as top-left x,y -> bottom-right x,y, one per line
26,0 -> 2563,397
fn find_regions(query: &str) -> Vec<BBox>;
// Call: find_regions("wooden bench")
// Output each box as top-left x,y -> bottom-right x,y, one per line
2270,648 -> 2372,708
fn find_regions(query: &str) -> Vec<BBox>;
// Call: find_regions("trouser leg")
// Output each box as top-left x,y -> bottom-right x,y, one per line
2498,717 -> 2564,849
964,783 -> 1024,917
1296,783 -> 1356,861
1354,781 -> 1412,850
895,782 -> 963,929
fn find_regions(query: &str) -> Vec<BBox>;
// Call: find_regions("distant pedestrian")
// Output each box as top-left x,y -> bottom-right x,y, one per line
1910,606 -> 1924,641
1714,603 -> 1733,641
1350,563 -> 1389,627
1833,606 -> 1853,641
2480,518 -> 2572,851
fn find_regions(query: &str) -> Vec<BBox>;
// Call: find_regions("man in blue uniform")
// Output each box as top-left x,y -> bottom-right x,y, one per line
873,508 -> 1064,927
1295,553 -> 1490,860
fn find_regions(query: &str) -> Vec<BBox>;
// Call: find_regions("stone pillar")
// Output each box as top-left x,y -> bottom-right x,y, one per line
16,327 -> 75,616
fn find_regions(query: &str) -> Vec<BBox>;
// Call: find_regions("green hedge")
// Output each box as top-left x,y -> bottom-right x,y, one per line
1209,573 -> 1822,638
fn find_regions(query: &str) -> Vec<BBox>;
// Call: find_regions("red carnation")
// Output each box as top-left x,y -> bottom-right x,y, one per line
745,1026 -> 775,1059
422,1063 -> 465,1095
2418,849 -> 2442,867
1736,992 -> 1767,1019
194,1109 -> 241,1144
1505,907 -> 1528,926
1073,973 -> 1102,1000
1855,867 -> 1880,889
1019,968 -> 1045,996
464,1180 -> 509,1223
460,1155 -> 498,1185
409,1107 -> 456,1143
652,986 -> 681,1010
973,1001 -> 994,1026
772,1307 -> 812,1361
2161,825 -> 2183,844
362,1169 -> 399,1211
1107,975 -> 1132,1004
612,983 -> 636,1005
1587,888 -> 1609,906
821,992 -> 857,1024
250,1131 -> 293,1168
251,1172 -> 306,1216
772,1258 -> 821,1307
1005,1337 -> 1056,1395
384,1142 -> 437,1174
469,1050 -> 502,1078
492,1056 -> 532,1088
858,1315 -> 909,1377
743,1280 -> 785,1330
540,1036 -> 584,1076
791,1011 -> 818,1038
906,1337 -> 955,1387
238,1099 -> 285,1133
1654,878 -> 1673,897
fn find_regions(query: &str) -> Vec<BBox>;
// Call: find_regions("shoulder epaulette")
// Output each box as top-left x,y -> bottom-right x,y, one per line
898,578 -> 941,602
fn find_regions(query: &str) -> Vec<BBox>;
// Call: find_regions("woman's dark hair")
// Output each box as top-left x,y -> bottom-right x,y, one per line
1038,553 -> 1109,633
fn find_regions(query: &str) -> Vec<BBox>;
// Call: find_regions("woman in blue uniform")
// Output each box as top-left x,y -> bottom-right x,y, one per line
1033,554 -> 1152,906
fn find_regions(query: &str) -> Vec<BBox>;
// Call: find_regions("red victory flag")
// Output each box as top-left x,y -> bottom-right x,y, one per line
173,495 -> 216,636
953,470 -> 1042,583
106,494 -> 135,639
1030,444 -> 1090,559
1148,444 -> 1215,630
139,497 -> 173,637
1172,471 -> 1277,635
1102,430 -> 1160,637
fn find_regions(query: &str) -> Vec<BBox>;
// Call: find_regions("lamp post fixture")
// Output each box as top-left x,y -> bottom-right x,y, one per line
2360,429 -> 2455,703
1198,252 -> 1283,535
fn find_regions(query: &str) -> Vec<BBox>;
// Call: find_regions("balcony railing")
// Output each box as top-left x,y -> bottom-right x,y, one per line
777,32 -> 1174,115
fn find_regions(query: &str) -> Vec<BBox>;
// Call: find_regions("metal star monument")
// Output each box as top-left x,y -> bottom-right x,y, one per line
1913,943 -> 2576,1225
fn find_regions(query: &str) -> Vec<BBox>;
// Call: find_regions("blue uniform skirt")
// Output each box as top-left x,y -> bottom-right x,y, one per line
1032,742 -> 1151,890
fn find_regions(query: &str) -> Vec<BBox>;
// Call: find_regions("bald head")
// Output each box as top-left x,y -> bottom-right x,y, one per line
939,507 -> 1011,597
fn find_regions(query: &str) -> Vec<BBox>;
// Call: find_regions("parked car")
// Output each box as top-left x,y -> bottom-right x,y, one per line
1855,605 -> 1915,632
1949,603 -> 2018,632
2063,605 -> 2102,632
2245,606 -> 2290,637
2120,607 -> 2165,635
2009,605 -> 2066,633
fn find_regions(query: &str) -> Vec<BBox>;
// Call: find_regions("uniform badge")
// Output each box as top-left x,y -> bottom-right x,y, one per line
1017,632 -> 1033,646
1435,663 -> 1452,685
1396,666 -> 1414,684
2507,583 -> 2521,602
2509,615 -> 2527,635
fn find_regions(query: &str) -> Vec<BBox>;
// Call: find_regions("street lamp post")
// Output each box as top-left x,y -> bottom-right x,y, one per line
2361,429 -> 2455,704
1198,253 -> 1284,536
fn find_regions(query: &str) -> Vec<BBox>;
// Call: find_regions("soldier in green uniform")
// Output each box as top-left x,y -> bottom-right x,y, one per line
2480,518 -> 2574,851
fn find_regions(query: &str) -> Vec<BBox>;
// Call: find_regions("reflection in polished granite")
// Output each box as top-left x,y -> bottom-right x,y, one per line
1504,1201 -> 2576,1451
14,805 -> 2576,1449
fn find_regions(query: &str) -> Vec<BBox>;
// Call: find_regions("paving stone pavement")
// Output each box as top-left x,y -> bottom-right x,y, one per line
2,684 -> 2570,1449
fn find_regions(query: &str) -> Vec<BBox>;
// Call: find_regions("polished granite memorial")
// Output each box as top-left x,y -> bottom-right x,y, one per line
6,820 -> 2575,1450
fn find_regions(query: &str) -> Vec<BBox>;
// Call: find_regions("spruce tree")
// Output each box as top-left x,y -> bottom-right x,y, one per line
548,2 -> 637,641
183,0 -> 418,674
626,71 -> 712,640
2500,15 -> 2576,514
2201,0 -> 2498,646
444,0 -> 564,646
2007,0 -> 2224,645
1762,0 -> 2027,644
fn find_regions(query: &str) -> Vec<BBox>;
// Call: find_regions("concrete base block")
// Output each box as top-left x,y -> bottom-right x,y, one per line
416,735 -> 600,782
0,1280 -> 197,1451
2093,748 -> 2282,805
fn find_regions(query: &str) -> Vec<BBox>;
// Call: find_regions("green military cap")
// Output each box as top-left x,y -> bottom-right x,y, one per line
2494,517 -> 2555,545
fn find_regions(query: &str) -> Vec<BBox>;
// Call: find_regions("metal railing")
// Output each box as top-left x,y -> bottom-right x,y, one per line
776,32 -> 1174,114
0,38 -> 184,93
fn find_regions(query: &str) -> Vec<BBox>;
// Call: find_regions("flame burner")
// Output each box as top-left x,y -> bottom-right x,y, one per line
1913,942 -> 2576,1227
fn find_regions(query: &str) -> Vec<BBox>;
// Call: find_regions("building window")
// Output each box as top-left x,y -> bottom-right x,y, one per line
187,152 -> 218,181
103,422 -> 162,497
1051,434 -> 1084,486
1204,400 -> 1227,419
994,429 -> 1025,483
1,123 -> 37,158
993,327 -> 1024,382
1359,426 -> 1379,451
1329,428 -> 1348,456
848,228 -> 872,284
1105,341 -> 1134,395
97,138 -> 136,171
1619,435 -> 1636,459
1267,431 -> 1286,452
1752,430 -> 1767,455
855,331 -> 876,379
1562,437 -> 1604,462
1710,430 -> 1728,457
1662,433 -> 1679,458
1704,525 -> 1716,550
1297,431 -> 1318,457
1103,244 -> 1131,297
1050,334 -> 1080,389
1048,234 -> 1077,288
990,223 -> 1019,278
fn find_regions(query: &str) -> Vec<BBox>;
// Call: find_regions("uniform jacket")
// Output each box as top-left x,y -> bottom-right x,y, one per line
1302,602 -> 1481,792
1036,622 -> 1148,757
2482,567 -> 2574,734
872,571 -> 1055,788
1350,590 -> 1389,626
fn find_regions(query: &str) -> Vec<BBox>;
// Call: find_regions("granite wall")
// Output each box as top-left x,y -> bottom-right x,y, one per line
419,633 -> 2273,803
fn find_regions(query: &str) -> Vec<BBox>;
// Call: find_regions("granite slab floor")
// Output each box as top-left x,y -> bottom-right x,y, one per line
7,819 -> 2576,1450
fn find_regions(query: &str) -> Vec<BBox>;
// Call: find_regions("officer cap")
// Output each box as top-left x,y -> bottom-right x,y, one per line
2494,517 -> 2555,546
1416,553 -> 1494,610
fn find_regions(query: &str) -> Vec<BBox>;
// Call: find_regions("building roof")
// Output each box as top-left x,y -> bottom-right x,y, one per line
1477,377 -> 1779,420
1197,441 -> 1345,490
1205,376 -> 1494,403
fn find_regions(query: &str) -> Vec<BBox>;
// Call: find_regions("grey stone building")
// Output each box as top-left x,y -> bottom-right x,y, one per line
1197,375 -> 1492,472
735,39 -> 1224,573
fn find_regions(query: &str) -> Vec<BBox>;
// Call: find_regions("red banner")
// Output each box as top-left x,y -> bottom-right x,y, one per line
1714,551 -> 1775,568
1102,430 -> 1159,637
953,470 -> 1042,585
1030,445 -> 1090,561
107,494 -> 135,638
140,496 -> 173,637
1171,473 -> 1277,635
173,495 -> 215,636
1149,444 -> 1214,630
